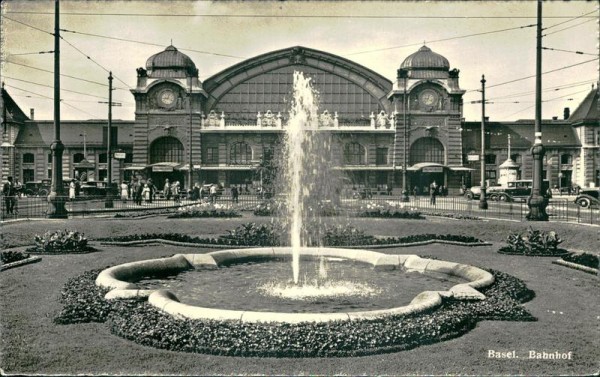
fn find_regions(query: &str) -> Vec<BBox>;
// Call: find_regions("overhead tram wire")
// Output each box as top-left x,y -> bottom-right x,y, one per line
2,16 -> 134,90
482,79 -> 598,101
4,60 -> 130,91
6,11 -> 599,19
346,23 -> 536,56
542,8 -> 599,30
59,36 -> 133,89
543,18 -> 597,37
463,58 -> 599,93
59,29 -> 245,59
542,47 -> 597,56
8,51 -> 54,56
5,76 -> 115,101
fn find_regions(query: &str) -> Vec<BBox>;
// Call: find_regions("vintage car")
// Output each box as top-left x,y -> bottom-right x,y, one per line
573,189 -> 600,208
23,179 -> 52,197
486,180 -> 551,202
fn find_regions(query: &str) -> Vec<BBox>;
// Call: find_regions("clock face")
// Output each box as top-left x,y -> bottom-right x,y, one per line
420,90 -> 438,106
159,89 -> 176,107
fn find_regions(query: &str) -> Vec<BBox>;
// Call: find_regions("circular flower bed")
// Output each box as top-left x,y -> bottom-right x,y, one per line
27,230 -> 97,254
498,227 -> 568,256
55,268 -> 535,357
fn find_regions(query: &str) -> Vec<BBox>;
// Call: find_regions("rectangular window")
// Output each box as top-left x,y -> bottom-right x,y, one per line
48,169 -> 52,179
206,147 -> 219,164
22,153 -> 35,164
485,169 -> 497,179
98,169 -> 107,182
484,154 -> 496,164
510,154 -> 522,164
560,154 -> 572,165
22,168 -> 35,183
375,147 -> 388,166
102,126 -> 118,147
99,153 -> 108,164
48,154 -> 52,163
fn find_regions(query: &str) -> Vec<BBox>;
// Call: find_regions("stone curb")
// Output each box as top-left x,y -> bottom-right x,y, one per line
551,259 -> 599,275
96,248 -> 495,324
0,256 -> 42,271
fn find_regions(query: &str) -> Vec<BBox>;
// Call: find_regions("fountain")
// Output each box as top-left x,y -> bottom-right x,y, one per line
95,71 -> 495,326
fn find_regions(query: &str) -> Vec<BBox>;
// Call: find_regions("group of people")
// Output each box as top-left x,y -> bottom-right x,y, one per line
161,179 -> 182,203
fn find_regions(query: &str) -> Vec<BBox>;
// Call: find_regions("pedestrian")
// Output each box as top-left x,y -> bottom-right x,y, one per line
147,178 -> 155,203
231,185 -> 239,203
2,176 -> 17,215
172,181 -> 180,203
210,184 -> 218,203
120,181 -> 128,202
429,181 -> 438,205
386,183 -> 392,196
142,183 -> 150,202
69,180 -> 76,201
135,180 -> 144,205
191,183 -> 200,201
163,179 -> 171,200
413,186 -> 418,199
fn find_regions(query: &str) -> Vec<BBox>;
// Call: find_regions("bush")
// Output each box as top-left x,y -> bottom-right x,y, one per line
220,222 -> 282,246
321,223 -> 376,246
253,199 -> 285,216
32,229 -> 92,253
1,250 -> 30,265
167,203 -> 240,218
355,201 -> 424,219
561,252 -> 599,269
501,227 -> 565,256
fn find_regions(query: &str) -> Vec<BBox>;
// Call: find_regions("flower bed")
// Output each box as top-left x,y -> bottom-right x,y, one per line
98,222 -> 486,248
55,269 -> 535,357
167,203 -> 240,219
1,250 -> 31,265
27,230 -> 96,254
354,202 -> 424,219
560,252 -> 599,270
498,227 -> 568,256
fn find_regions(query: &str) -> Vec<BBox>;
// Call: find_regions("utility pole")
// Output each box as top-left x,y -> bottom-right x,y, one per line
401,69 -> 409,202
105,72 -> 114,208
48,0 -> 67,218
188,76 -> 193,192
527,0 -> 549,221
479,75 -> 488,210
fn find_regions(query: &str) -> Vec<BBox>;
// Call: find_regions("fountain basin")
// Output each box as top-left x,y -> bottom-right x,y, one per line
96,247 -> 494,323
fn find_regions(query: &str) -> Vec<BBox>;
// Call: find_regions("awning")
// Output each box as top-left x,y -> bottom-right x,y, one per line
449,166 -> 475,172
179,164 -> 202,171
407,162 -> 446,172
148,162 -> 183,172
333,166 -> 394,171
123,164 -> 147,171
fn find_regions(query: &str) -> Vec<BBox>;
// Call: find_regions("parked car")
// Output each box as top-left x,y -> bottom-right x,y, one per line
200,184 -> 223,198
573,189 -> 600,208
467,180 -> 550,202
464,186 -> 482,200
23,179 -> 52,197
80,180 -> 109,197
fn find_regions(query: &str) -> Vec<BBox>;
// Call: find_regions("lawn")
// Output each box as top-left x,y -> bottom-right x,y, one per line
0,215 -> 598,375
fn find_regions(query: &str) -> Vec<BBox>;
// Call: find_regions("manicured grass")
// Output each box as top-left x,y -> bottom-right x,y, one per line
0,216 -> 598,375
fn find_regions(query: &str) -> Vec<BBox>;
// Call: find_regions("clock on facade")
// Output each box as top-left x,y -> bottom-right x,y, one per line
419,90 -> 438,108
158,89 -> 176,107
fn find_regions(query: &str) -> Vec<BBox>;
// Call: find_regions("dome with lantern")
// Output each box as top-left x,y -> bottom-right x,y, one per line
145,45 -> 198,78
400,45 -> 451,79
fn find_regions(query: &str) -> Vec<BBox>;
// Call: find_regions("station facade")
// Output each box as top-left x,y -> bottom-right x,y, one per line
2,45 -> 598,194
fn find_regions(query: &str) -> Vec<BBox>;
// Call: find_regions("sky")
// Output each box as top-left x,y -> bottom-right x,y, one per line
1,0 -> 598,122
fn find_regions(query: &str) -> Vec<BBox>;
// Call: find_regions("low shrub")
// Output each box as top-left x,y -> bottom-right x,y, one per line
253,199 -> 285,216
31,229 -> 94,254
561,252 -> 599,269
167,203 -> 240,219
56,268 -> 535,357
422,212 -> 482,220
54,269 -> 112,324
99,222 -> 485,248
0,250 -> 30,265
500,227 -> 565,256
354,201 -> 424,219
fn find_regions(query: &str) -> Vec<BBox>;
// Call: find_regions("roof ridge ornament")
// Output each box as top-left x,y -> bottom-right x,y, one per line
289,47 -> 306,65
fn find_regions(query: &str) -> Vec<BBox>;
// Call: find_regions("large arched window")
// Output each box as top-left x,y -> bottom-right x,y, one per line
149,136 -> 184,164
344,142 -> 366,165
410,137 -> 444,165
230,142 -> 252,164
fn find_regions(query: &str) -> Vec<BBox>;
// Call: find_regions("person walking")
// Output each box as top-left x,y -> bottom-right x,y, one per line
147,178 -> 156,203
210,184 -> 218,203
135,180 -> 144,205
120,181 -> 128,202
231,185 -> 239,203
172,181 -> 180,203
2,176 -> 17,215
163,179 -> 171,200
69,180 -> 76,201
429,181 -> 438,205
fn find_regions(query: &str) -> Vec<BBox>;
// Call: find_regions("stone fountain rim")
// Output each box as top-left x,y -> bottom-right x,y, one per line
95,247 -> 495,324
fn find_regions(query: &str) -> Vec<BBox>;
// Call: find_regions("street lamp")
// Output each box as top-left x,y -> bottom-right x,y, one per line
105,72 -> 114,208
398,68 -> 410,202
479,75 -> 488,210
47,0 -> 68,218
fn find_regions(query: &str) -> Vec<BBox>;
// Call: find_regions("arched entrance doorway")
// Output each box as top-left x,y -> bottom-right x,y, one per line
409,137 -> 445,195
148,136 -> 185,189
